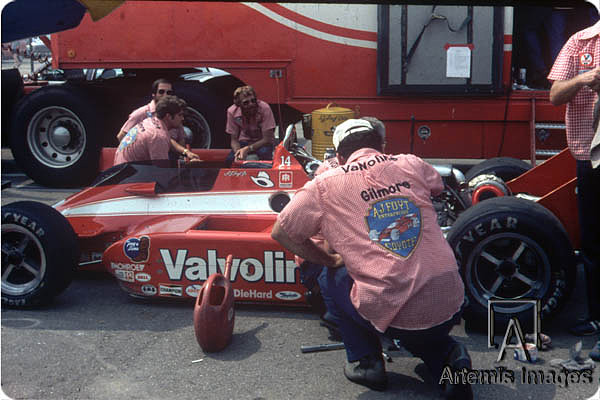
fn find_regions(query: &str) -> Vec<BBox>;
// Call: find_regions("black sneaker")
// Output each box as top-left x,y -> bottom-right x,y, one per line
344,353 -> 387,391
442,343 -> 473,400
569,320 -> 600,336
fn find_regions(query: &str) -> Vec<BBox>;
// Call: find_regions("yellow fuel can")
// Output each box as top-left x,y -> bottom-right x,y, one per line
310,104 -> 355,161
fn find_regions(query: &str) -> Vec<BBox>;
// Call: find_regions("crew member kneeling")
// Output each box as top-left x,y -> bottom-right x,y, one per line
271,119 -> 472,399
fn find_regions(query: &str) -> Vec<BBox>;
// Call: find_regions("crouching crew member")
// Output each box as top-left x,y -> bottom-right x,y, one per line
271,119 -> 472,399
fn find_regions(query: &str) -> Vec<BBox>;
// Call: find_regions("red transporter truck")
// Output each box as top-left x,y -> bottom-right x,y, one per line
5,2 -> 596,187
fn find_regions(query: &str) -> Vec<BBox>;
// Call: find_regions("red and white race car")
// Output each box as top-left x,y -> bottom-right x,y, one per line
1,127 -> 321,308
1,126 -> 576,329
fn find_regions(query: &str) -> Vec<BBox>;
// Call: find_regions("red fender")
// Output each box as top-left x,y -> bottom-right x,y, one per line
193,254 -> 235,352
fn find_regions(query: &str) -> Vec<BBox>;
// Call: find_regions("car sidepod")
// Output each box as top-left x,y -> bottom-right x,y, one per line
102,214 -> 307,305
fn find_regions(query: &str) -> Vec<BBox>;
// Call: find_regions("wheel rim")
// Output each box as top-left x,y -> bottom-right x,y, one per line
27,106 -> 87,168
183,107 -> 211,148
1,224 -> 47,297
465,232 -> 551,314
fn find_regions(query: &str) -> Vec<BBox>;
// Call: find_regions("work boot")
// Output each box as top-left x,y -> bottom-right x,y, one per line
344,353 -> 387,391
442,342 -> 473,400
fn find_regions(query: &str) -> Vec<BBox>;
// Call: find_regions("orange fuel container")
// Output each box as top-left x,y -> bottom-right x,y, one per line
193,254 -> 235,352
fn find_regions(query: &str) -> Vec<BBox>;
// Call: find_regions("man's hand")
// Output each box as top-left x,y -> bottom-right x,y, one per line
235,145 -> 252,160
550,66 -> 600,105
185,150 -> 201,162
581,66 -> 600,90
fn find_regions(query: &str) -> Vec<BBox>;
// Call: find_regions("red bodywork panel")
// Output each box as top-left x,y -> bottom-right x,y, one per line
507,149 -> 579,247
56,144 -> 312,305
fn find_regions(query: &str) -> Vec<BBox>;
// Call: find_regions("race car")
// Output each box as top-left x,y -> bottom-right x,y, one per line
1,126 -> 317,308
1,124 -> 576,329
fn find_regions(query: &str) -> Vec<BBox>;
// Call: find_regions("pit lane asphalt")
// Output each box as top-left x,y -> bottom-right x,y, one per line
1,149 -> 600,400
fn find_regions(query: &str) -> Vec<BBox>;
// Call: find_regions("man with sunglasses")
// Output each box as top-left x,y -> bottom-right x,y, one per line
116,78 -> 199,161
225,86 -> 276,165
114,96 -> 189,164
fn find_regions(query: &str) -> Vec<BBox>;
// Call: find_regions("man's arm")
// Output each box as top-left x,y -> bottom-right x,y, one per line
236,128 -> 275,160
170,139 -> 200,161
550,66 -> 600,105
271,220 -> 344,268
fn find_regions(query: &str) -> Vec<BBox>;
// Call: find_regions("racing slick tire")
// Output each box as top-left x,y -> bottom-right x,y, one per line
10,85 -> 101,188
1,201 -> 79,308
465,157 -> 532,184
446,196 -> 575,329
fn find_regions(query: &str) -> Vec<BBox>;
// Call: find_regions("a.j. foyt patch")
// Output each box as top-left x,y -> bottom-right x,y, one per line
366,197 -> 421,257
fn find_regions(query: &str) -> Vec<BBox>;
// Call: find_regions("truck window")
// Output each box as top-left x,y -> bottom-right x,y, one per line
378,5 -> 503,95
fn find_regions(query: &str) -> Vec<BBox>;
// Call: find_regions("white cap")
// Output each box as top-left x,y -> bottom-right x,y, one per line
332,119 -> 373,150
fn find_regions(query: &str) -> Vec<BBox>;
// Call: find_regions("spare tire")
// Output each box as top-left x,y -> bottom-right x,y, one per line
10,85 -> 101,187
1,201 -> 79,308
465,157 -> 532,183
446,197 -> 575,329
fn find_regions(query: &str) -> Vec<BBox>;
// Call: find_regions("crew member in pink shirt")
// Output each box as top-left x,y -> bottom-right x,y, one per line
114,96 -> 189,164
272,119 -> 472,399
225,86 -> 276,165
116,78 -> 198,162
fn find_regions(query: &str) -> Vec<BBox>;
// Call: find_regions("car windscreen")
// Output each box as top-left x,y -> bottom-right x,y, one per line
91,160 -> 224,193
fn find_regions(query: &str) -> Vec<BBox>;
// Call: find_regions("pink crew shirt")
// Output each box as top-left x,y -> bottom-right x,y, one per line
277,148 -> 464,332
120,101 -> 185,144
548,20 -> 600,160
225,100 -> 276,143
114,116 -> 171,164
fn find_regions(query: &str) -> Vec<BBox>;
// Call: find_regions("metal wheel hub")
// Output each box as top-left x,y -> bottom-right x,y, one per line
466,232 -> 551,313
27,106 -> 86,168
6,248 -> 24,266
496,260 -> 517,278
1,224 -> 46,296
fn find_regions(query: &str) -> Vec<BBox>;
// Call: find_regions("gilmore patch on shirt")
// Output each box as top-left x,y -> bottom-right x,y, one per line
366,196 -> 422,257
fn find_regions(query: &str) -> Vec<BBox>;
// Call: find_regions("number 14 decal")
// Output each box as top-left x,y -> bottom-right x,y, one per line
279,155 -> 291,169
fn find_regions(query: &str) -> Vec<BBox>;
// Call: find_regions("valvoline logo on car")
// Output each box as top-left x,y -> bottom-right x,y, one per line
123,236 -> 150,263
366,197 -> 421,258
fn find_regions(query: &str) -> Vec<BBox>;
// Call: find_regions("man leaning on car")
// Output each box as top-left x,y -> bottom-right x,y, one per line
114,95 -> 189,164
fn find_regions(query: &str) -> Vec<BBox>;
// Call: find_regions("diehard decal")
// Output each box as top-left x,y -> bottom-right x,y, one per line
123,236 -> 150,263
233,289 -> 273,299
366,197 -> 421,257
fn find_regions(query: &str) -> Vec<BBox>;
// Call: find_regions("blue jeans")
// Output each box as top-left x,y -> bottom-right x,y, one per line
576,160 -> 600,319
322,266 -> 463,382
225,141 -> 273,165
